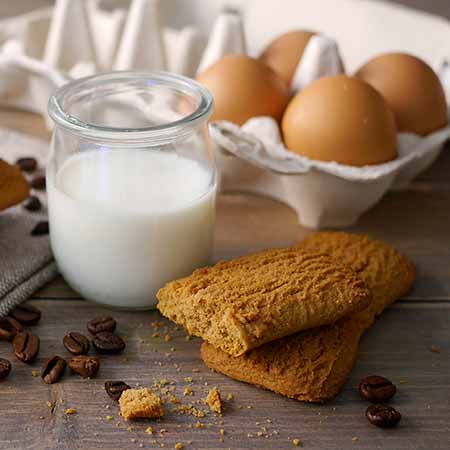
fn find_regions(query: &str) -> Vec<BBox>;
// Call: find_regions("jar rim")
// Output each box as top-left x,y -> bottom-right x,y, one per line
48,71 -> 214,144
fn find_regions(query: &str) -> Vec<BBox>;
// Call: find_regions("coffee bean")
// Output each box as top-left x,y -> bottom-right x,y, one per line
23,195 -> 42,212
0,317 -> 23,341
0,358 -> 12,380
13,331 -> 40,363
359,375 -> 396,403
68,356 -> 100,378
16,157 -> 37,173
42,355 -> 66,384
30,174 -> 46,190
31,221 -> 49,236
63,332 -> 90,355
92,332 -> 125,354
105,380 -> 130,401
87,316 -> 116,335
366,404 -> 402,428
10,303 -> 41,325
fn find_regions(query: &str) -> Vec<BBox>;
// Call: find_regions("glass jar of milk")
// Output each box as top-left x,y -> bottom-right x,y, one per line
47,72 -> 216,310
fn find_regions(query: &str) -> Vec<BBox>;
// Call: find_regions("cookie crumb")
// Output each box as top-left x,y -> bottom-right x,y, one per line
226,393 -> 233,401
145,426 -> 153,435
183,387 -> 193,396
31,370 -> 40,377
205,387 -> 222,414
292,438 -> 301,446
119,388 -> 164,421
174,444 -> 183,450
352,436 -> 359,443
168,394 -> 180,404
106,415 -> 113,421
65,408 -> 77,415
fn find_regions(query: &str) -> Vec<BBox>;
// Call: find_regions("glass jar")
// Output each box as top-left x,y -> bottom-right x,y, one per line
47,71 -> 216,310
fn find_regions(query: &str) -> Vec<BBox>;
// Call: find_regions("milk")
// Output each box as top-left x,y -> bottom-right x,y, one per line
47,149 -> 216,309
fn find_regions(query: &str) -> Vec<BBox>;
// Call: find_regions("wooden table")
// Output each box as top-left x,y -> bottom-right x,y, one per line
1,106 -> 449,450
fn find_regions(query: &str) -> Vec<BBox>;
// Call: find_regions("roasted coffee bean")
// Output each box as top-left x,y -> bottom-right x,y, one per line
366,404 -> 402,428
23,195 -> 42,212
68,356 -> 100,378
10,303 -> 41,325
0,358 -> 12,380
105,380 -> 130,401
30,174 -> 46,190
31,221 -> 49,236
0,317 -> 23,341
87,316 -> 116,335
92,332 -> 125,354
13,331 -> 40,363
42,355 -> 66,384
359,375 -> 396,403
63,332 -> 90,355
16,157 -> 37,173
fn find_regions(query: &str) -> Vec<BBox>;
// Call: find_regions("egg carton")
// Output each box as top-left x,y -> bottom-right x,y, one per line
201,8 -> 450,228
0,0 -> 449,228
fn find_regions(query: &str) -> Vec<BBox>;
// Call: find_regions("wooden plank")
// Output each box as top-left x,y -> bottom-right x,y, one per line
0,300 -> 448,450
414,143 -> 450,184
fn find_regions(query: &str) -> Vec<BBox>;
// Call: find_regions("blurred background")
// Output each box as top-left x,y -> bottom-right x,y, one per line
0,0 -> 448,22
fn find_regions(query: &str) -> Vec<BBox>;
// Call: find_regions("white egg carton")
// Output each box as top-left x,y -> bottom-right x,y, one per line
211,116 -> 450,228
201,8 -> 450,228
0,0 -> 448,228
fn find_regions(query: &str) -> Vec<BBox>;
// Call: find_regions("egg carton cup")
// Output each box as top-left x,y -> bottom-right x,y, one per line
211,113 -> 450,228
0,0 -> 448,228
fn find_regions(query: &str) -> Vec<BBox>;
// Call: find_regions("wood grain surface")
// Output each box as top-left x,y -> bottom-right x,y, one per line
0,301 -> 448,450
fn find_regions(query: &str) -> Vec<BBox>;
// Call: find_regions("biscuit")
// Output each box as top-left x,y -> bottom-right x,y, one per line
0,159 -> 30,211
119,388 -> 164,421
157,247 -> 370,356
300,232 -> 416,326
201,232 -> 415,402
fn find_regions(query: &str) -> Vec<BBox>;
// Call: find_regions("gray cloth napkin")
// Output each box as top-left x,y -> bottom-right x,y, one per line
0,128 -> 58,317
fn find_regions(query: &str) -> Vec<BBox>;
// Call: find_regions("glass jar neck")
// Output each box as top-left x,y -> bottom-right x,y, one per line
48,71 -> 214,146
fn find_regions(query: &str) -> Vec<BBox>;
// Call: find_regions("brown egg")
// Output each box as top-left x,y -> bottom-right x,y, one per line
196,54 -> 289,125
281,75 -> 397,166
259,30 -> 316,86
356,53 -> 448,135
